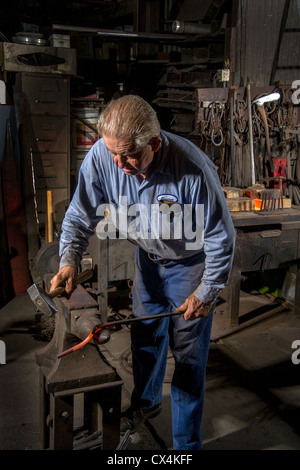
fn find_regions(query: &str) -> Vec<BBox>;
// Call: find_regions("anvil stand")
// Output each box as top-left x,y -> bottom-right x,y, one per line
35,283 -> 123,450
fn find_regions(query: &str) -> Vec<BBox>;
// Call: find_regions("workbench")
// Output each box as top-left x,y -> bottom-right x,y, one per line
213,207 -> 300,340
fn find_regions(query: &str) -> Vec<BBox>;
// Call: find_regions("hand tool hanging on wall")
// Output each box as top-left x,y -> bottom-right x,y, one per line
57,310 -> 184,359
210,101 -> 225,147
247,83 -> 256,186
228,86 -> 238,186
200,101 -> 228,184
229,97 -> 235,186
201,101 -> 225,147
197,85 -> 298,195
253,93 -> 280,175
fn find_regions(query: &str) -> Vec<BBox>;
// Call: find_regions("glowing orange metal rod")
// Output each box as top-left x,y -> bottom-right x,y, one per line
57,311 -> 183,359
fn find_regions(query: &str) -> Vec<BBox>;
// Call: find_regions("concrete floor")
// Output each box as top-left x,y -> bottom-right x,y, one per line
0,291 -> 300,451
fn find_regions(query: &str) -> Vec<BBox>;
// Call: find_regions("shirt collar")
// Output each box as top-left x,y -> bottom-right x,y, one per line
153,131 -> 171,175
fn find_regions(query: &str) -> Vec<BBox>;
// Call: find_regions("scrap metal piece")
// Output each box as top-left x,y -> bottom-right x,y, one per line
116,430 -> 132,450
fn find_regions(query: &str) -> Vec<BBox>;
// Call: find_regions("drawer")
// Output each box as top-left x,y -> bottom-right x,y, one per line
22,74 -> 69,115
238,228 -> 299,272
35,153 -> 69,189
31,116 -> 68,153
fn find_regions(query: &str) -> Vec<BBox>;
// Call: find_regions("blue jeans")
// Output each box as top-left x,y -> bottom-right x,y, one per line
131,247 -> 214,450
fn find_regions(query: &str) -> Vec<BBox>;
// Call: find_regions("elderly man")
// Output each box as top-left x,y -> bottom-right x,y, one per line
50,95 -> 235,450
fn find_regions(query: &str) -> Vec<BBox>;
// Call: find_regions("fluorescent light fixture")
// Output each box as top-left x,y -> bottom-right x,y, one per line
253,92 -> 281,106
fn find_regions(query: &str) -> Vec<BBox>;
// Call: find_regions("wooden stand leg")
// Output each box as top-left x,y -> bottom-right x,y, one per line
39,369 -> 49,450
98,385 -> 122,450
49,394 -> 74,450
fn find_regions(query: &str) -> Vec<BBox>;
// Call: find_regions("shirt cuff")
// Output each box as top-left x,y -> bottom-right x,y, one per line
59,251 -> 81,270
193,283 -> 222,305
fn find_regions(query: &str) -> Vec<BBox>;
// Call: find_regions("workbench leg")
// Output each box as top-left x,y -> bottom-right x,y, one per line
97,385 -> 122,450
49,394 -> 74,450
39,369 -> 49,450
294,259 -> 300,317
226,241 -> 242,327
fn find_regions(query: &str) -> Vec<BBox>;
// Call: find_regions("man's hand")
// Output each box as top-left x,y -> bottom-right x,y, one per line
176,294 -> 212,321
50,266 -> 77,298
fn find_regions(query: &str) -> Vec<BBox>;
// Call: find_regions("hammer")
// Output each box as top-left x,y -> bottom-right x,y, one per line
27,269 -> 94,317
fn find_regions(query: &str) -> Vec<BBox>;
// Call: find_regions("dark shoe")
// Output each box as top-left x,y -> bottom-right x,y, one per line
120,403 -> 162,433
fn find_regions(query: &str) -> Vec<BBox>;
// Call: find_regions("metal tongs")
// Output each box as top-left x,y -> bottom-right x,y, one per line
57,311 -> 183,359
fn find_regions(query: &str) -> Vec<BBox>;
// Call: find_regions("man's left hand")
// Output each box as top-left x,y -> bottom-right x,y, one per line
176,294 -> 212,321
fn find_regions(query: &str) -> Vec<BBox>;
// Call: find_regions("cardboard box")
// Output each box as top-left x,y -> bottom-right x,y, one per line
49,34 -> 70,48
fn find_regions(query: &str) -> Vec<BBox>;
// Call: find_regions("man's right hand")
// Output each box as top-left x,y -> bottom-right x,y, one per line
50,266 -> 77,297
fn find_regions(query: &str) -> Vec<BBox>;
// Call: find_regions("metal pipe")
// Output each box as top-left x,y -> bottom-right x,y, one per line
52,24 -> 186,41
172,20 -> 222,36
247,84 -> 256,185
172,21 -> 211,35
230,97 -> 235,186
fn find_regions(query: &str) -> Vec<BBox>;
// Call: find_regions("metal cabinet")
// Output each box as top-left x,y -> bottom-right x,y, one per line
16,72 -> 70,231
238,226 -> 299,273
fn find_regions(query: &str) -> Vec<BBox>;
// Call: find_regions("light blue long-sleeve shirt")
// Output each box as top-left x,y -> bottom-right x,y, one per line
59,130 -> 236,305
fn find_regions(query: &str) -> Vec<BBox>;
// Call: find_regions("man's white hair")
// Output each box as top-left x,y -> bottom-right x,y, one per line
97,94 -> 161,150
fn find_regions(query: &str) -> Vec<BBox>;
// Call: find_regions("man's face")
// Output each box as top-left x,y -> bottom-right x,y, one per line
103,135 -> 161,178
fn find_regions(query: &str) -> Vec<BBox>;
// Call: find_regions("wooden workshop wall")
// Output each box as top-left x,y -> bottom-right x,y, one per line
232,0 -> 300,87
